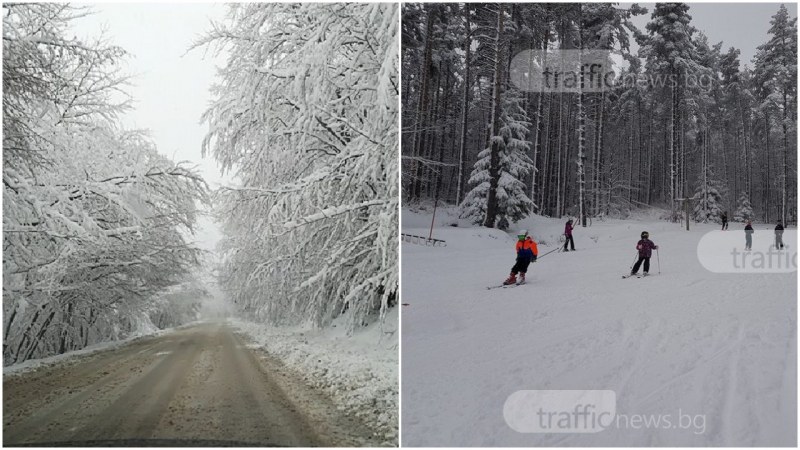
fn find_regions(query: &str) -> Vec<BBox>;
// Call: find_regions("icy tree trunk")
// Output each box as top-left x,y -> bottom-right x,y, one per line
483,4 -> 504,228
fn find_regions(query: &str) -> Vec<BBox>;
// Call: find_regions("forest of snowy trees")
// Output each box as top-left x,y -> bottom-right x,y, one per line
401,3 -> 797,227
198,3 -> 399,331
3,4 -> 209,364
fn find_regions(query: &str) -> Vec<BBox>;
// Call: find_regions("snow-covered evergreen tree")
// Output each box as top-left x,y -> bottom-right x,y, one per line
734,191 -> 754,222
692,172 -> 725,223
461,87 -> 534,225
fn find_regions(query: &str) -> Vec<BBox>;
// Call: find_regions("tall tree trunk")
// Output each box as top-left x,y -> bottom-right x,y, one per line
483,4 -> 505,228
411,7 -> 435,201
782,91 -> 789,224
456,4 -> 471,206
576,4 -> 587,226
529,29 -> 550,210
669,75 -> 678,220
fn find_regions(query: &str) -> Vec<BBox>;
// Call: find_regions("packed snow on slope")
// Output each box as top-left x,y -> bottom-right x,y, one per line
230,311 -> 398,445
401,206 -> 796,446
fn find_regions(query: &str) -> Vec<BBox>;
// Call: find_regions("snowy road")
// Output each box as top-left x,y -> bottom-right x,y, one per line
3,322 -> 376,446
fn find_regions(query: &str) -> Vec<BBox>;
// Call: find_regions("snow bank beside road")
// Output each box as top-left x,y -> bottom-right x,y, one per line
3,325 -> 175,377
230,312 -> 398,445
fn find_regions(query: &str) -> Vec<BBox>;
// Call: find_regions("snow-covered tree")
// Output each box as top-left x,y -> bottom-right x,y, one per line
734,191 -> 754,222
461,87 -> 534,225
692,171 -> 725,223
3,4 -> 208,364
198,3 -> 398,331
753,5 -> 797,224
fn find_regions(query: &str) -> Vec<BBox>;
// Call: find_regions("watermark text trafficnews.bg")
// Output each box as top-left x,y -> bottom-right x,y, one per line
504,390 -> 706,435
509,49 -> 715,93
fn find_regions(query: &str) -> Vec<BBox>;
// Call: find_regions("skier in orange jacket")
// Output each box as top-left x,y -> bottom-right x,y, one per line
503,229 -> 538,285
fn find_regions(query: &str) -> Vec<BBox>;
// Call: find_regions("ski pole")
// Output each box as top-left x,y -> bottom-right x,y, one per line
629,252 -> 638,272
537,247 -> 561,261
656,248 -> 661,274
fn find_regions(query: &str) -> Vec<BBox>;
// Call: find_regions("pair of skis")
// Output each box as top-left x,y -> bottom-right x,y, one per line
486,281 -> 526,290
621,273 -> 652,279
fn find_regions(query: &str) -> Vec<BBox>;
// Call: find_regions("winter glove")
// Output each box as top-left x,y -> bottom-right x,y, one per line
531,255 -> 537,262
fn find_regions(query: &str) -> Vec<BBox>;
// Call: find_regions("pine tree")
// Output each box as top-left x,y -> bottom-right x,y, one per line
461,88 -> 534,224
734,191 -> 754,222
641,3 -> 697,220
753,5 -> 797,224
692,170 -> 725,223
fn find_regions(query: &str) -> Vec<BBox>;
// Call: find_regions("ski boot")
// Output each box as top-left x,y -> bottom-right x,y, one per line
517,273 -> 526,285
503,273 -> 517,285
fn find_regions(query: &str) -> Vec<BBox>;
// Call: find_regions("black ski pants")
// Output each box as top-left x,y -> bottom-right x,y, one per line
631,256 -> 650,274
511,257 -> 532,275
563,235 -> 575,251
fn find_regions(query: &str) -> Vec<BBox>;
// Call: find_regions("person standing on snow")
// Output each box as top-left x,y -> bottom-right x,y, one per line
744,220 -> 754,250
630,231 -> 658,277
721,211 -> 729,230
563,219 -> 575,252
775,220 -> 785,249
503,230 -> 538,285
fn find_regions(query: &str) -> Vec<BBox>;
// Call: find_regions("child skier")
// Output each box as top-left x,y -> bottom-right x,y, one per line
744,221 -> 754,250
503,230 -> 538,285
630,231 -> 658,277
774,220 -> 784,249
563,219 -> 575,252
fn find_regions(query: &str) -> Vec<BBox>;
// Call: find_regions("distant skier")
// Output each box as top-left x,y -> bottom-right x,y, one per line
744,220 -> 753,250
630,231 -> 658,277
503,229 -> 538,285
775,220 -> 785,249
563,219 -> 575,252
721,211 -> 729,230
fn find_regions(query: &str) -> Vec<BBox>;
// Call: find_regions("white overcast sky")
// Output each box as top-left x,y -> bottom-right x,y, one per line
74,3 -> 228,187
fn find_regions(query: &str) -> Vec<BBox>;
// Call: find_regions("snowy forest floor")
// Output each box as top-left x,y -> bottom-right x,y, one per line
231,312 -> 399,446
401,206 -> 796,446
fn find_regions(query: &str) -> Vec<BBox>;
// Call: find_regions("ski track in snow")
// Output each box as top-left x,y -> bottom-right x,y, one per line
401,209 -> 796,446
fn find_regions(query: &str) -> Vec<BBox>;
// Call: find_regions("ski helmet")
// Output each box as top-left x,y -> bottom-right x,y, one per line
517,229 -> 528,240
641,231 -> 649,239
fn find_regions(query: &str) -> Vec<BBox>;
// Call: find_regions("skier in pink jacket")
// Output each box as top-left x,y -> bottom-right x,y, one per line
563,219 -> 575,252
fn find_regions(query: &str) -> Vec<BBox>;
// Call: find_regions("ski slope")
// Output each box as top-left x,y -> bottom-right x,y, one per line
401,207 -> 796,446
